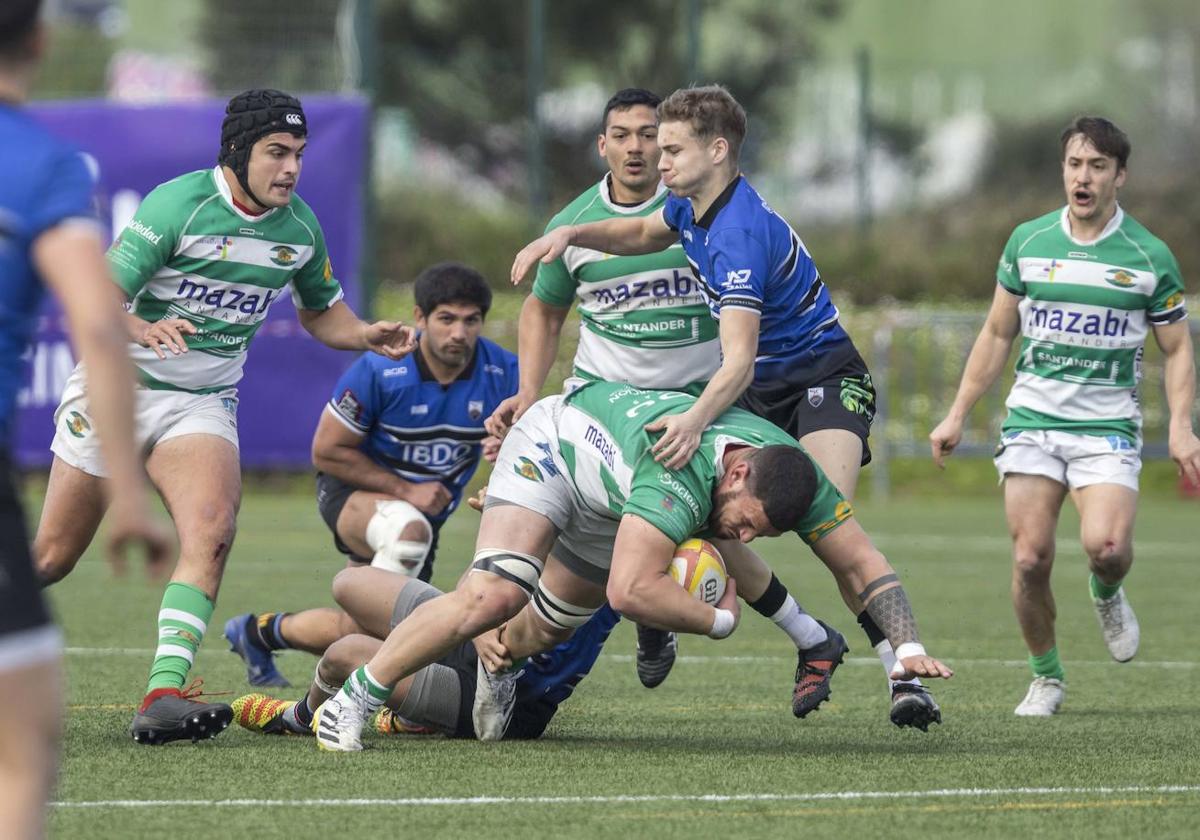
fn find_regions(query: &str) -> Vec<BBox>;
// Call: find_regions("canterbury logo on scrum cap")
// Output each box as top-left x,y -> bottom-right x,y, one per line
285,113 -> 303,125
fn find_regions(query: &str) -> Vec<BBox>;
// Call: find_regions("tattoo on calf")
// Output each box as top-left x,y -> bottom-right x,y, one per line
864,585 -> 918,645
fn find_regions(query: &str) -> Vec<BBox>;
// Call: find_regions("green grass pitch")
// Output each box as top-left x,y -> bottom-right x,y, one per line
38,485 -> 1200,839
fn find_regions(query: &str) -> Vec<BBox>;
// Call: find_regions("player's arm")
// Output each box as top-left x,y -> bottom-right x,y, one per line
485,295 -> 571,439
606,514 -> 740,638
810,518 -> 952,680
511,209 -> 676,285
33,224 -> 170,575
311,407 -> 450,516
1153,319 -> 1200,487
297,300 -> 417,360
929,283 -> 1021,467
646,309 -> 759,469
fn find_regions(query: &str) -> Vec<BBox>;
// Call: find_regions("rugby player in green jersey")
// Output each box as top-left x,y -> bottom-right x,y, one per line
33,89 -> 417,745
490,88 -> 848,711
313,382 -> 952,751
930,117 -> 1200,716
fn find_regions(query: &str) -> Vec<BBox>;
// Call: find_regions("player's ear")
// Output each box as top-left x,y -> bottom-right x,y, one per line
710,136 -> 729,167
597,133 -> 607,159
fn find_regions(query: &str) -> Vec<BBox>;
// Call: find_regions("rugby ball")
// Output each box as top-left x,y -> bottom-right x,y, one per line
668,539 -> 727,605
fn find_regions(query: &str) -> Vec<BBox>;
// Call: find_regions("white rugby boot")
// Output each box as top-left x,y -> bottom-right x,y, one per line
1014,676 -> 1066,716
472,659 -> 520,741
313,683 -> 373,752
1092,587 -> 1140,662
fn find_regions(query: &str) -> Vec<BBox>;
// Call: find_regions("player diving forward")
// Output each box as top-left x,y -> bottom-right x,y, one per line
511,84 -> 940,727
34,89 -> 418,745
492,86 -> 851,717
223,263 -> 518,686
314,382 -> 952,751
231,565 -> 616,742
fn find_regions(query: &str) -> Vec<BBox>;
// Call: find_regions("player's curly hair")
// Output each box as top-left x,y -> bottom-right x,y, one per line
413,263 -> 492,318
745,445 -> 817,532
658,84 -> 747,162
1061,116 -> 1130,169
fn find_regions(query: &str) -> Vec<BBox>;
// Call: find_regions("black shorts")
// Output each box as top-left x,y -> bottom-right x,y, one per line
314,472 -> 441,582
0,455 -> 56,655
735,339 -> 876,465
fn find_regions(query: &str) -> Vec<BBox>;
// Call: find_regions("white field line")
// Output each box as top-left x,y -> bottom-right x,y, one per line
61,647 -> 1200,669
50,784 -> 1200,809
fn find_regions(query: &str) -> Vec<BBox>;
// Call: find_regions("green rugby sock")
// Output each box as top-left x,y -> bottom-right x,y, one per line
1029,646 -> 1065,682
146,582 -> 214,693
1089,573 -> 1123,600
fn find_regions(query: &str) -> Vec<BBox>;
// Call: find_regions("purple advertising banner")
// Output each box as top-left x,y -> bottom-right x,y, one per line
19,95 -> 369,468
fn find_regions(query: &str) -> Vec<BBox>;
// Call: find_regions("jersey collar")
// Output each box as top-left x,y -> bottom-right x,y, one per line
1058,203 -> 1124,246
211,166 -> 279,223
694,174 -> 743,229
598,174 -> 667,214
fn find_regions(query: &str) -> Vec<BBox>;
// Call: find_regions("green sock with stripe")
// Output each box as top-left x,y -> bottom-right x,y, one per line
146,582 -> 214,693
1029,646 -> 1065,682
1089,573 -> 1123,601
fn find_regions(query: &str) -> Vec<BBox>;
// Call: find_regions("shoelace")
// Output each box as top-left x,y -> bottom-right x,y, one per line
1097,598 -> 1124,631
179,678 -> 233,701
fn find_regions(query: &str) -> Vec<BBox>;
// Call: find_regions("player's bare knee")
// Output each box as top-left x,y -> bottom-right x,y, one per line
1012,542 -> 1054,581
1084,535 -> 1130,577
330,566 -> 365,607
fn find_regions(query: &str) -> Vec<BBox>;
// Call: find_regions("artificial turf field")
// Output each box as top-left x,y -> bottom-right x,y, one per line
36,484 -> 1200,839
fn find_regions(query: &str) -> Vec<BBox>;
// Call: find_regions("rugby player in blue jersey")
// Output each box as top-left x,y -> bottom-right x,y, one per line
0,1 -> 169,834
512,84 -> 939,730
231,563 -> 617,741
224,263 -> 519,688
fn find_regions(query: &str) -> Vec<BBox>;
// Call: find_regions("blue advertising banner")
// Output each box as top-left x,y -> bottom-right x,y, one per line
19,95 -> 368,468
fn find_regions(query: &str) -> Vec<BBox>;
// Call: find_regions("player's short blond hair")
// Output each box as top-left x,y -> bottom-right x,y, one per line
658,85 -> 747,162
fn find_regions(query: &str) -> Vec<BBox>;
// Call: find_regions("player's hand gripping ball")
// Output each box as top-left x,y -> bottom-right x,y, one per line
668,539 -> 727,606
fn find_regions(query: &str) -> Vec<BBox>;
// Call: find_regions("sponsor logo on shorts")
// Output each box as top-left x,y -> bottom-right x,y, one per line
514,456 -> 543,482
65,411 -> 91,438
839,375 -> 874,417
269,245 -> 299,267
221,397 -> 237,416
468,400 -> 484,420
1105,435 -> 1134,452
807,387 -> 824,408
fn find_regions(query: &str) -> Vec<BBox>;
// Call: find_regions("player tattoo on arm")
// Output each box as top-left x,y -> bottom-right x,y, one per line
859,576 -> 919,645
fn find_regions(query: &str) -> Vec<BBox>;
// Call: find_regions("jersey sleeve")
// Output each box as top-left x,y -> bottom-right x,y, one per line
622,460 -> 712,546
289,220 -> 344,311
1147,244 -> 1187,325
709,229 -> 769,314
661,193 -> 687,232
107,183 -> 182,298
531,215 -> 578,307
30,150 -> 97,240
793,465 -> 854,546
996,229 -> 1024,296
327,355 -> 378,434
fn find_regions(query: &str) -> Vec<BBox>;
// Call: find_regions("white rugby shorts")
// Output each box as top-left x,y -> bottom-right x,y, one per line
486,395 -> 618,580
993,429 -> 1141,491
50,364 -> 239,477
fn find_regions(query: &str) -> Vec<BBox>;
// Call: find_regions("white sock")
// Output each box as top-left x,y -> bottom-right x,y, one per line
771,595 -> 828,649
875,639 -> 921,690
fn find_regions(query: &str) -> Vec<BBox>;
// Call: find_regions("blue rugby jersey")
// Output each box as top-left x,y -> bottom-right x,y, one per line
662,176 -> 850,383
506,604 -> 621,739
325,336 -> 518,522
0,104 -> 97,443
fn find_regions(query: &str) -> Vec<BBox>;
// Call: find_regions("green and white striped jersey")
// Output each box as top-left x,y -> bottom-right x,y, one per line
560,382 -> 851,546
997,206 -> 1187,443
107,167 -> 343,393
532,177 -> 719,391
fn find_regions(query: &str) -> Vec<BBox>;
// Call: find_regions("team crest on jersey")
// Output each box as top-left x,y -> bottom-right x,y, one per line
806,500 -> 854,543
336,389 -> 363,422
1104,268 -> 1136,288
1163,292 -> 1184,310
807,387 -> 824,408
468,400 -> 484,420
269,245 -> 298,267
65,411 -> 91,438
514,457 -> 543,482
323,258 -> 334,283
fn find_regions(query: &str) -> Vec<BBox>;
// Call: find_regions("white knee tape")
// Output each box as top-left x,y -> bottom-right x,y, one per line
469,549 -> 544,599
313,662 -> 341,697
366,500 -> 432,577
531,580 -> 599,629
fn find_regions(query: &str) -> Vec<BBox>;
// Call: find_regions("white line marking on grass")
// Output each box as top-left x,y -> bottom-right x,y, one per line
62,648 -> 1199,669
51,785 -> 1200,809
